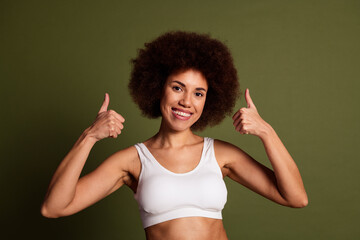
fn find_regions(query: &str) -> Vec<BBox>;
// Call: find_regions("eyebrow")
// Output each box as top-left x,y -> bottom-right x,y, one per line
172,80 -> 207,92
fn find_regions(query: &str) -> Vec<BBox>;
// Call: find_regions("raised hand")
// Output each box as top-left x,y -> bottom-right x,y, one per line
88,93 -> 125,141
232,88 -> 269,137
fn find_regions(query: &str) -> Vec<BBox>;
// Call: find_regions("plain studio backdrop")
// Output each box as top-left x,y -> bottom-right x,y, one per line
1,0 -> 359,239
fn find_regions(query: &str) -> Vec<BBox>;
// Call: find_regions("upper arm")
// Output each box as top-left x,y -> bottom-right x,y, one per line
61,146 -> 138,216
214,139 -> 288,206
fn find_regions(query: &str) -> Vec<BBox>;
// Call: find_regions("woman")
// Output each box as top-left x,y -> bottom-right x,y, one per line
41,31 -> 308,239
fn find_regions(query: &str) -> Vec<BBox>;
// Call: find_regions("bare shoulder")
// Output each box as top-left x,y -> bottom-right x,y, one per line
213,139 -> 239,152
213,139 -> 250,167
104,145 -> 140,173
109,145 -> 139,160
213,139 -> 245,158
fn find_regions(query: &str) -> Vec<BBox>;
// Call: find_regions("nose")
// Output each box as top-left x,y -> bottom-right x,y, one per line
179,92 -> 191,108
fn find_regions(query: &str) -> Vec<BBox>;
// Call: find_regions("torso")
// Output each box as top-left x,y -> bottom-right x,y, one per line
145,217 -> 228,240
123,137 -> 229,240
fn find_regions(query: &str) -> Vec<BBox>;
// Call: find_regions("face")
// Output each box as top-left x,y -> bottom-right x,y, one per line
160,69 -> 208,132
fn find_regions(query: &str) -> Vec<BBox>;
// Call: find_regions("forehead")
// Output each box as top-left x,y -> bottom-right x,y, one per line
166,69 -> 208,88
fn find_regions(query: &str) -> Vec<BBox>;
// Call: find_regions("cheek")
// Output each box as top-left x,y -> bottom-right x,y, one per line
196,99 -> 207,115
159,93 -> 174,114
160,98 -> 168,116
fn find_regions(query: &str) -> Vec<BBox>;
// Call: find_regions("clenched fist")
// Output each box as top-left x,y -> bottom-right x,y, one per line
232,88 -> 270,138
87,93 -> 125,141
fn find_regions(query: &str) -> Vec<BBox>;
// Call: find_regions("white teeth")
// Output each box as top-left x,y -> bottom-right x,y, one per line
172,110 -> 191,117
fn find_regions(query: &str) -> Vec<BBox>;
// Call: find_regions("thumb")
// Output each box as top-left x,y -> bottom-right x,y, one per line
98,93 -> 110,113
245,88 -> 256,109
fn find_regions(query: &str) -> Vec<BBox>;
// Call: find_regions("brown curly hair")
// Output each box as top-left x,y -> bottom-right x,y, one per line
128,31 -> 240,131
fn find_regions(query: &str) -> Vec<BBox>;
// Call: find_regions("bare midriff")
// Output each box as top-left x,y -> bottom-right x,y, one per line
144,217 -> 228,240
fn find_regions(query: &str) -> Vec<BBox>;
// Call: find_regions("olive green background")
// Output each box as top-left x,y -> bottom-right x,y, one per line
1,0 -> 359,239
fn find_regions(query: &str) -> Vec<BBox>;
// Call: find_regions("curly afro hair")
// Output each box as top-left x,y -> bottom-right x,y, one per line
128,31 -> 240,131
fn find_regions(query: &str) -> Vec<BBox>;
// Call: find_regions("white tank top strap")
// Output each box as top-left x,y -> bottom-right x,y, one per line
134,143 -> 155,168
134,144 -> 146,165
207,138 -> 223,178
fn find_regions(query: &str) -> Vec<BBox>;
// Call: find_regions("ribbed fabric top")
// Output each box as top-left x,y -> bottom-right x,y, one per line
134,137 -> 228,228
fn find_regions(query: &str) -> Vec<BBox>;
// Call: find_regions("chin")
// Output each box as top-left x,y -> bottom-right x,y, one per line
163,118 -> 197,132
169,123 -> 194,132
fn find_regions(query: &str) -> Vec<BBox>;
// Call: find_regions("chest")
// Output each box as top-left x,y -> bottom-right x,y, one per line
134,142 -> 228,215
136,167 -> 227,215
148,145 -> 203,174
125,143 -> 228,192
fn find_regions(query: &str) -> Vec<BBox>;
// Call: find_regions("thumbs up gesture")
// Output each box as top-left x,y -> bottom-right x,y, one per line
232,88 -> 270,137
88,93 -> 125,142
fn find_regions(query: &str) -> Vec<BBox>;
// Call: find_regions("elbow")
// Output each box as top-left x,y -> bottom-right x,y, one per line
288,196 -> 309,208
293,199 -> 308,208
40,204 -> 61,219
301,196 -> 309,207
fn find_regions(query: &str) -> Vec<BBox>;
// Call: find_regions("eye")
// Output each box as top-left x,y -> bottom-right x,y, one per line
195,92 -> 204,97
172,86 -> 182,92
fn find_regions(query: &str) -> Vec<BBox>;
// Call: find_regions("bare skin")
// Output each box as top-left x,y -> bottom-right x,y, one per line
145,217 -> 227,240
41,69 -> 307,240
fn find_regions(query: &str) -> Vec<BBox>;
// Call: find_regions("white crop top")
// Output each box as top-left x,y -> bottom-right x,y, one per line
134,137 -> 228,228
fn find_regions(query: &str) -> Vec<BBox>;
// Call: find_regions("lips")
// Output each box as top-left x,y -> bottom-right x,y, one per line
172,107 -> 192,114
171,108 -> 192,119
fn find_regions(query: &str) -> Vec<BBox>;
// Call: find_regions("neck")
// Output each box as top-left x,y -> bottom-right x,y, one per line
150,119 -> 200,148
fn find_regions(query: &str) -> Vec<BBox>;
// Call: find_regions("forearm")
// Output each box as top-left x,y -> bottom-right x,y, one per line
42,127 -> 97,215
259,124 -> 308,207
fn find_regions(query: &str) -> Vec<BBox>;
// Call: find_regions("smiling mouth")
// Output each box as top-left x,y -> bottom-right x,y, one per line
171,108 -> 192,117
